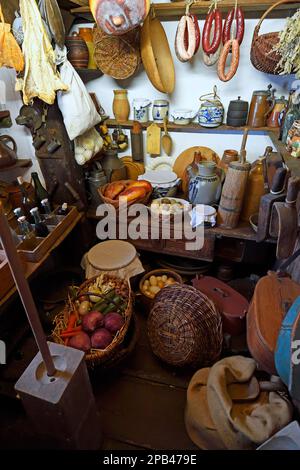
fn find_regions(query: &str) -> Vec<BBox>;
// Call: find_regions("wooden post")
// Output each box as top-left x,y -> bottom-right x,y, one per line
0,202 -> 102,449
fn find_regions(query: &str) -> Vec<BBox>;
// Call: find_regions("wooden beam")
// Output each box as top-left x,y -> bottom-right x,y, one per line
70,1 -> 300,20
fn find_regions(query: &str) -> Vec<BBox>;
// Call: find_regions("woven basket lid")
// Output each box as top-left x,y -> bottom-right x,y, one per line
88,241 -> 137,271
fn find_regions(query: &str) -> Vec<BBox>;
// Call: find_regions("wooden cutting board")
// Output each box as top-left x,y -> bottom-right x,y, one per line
147,123 -> 161,156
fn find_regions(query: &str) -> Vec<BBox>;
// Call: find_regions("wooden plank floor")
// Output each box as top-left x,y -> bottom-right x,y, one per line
0,310 -> 197,450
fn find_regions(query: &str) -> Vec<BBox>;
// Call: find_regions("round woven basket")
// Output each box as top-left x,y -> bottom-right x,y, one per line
98,180 -> 152,209
148,284 -> 223,368
52,274 -> 133,369
93,26 -> 141,80
250,0 -> 298,75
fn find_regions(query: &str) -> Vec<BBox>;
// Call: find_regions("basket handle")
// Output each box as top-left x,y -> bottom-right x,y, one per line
256,0 -> 300,32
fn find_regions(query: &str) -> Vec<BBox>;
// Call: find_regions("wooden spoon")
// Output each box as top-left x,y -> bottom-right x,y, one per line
162,117 -> 173,156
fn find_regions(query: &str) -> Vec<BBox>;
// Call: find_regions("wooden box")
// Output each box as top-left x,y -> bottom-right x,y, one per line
16,206 -> 79,263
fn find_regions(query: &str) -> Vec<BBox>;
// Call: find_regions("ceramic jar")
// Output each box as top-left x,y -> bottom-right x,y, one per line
187,161 -> 224,206
219,149 -> 239,172
78,27 -> 97,69
133,99 -> 151,123
65,32 -> 89,68
152,100 -> 169,123
198,86 -> 224,128
113,90 -> 130,123
287,120 -> 300,157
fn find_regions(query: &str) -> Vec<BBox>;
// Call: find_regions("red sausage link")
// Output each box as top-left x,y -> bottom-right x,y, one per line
190,14 -> 201,54
236,7 -> 245,45
222,9 -> 234,45
202,9 -> 222,55
222,7 -> 245,45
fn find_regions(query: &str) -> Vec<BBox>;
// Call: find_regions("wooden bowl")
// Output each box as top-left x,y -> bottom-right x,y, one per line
139,269 -> 183,314
141,15 -> 175,93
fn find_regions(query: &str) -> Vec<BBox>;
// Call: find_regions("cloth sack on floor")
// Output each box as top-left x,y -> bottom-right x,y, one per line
185,356 -> 293,450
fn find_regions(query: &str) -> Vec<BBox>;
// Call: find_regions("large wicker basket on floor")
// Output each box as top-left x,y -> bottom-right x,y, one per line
148,284 -> 223,368
52,274 -> 133,368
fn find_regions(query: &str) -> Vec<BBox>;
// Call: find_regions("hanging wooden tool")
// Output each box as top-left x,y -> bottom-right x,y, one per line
162,117 -> 173,156
270,176 -> 300,259
256,167 -> 287,242
217,129 -> 251,229
147,122 -> 161,156
131,120 -> 144,162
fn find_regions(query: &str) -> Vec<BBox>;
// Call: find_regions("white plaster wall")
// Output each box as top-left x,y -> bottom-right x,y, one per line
80,16 -> 295,165
0,68 -> 38,183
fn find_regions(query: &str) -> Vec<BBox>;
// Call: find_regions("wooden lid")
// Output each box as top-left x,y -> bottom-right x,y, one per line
88,241 -> 137,271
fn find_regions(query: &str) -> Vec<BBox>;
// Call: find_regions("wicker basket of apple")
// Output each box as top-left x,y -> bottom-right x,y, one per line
52,274 -> 133,368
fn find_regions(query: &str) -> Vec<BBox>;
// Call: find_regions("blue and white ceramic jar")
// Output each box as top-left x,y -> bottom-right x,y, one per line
133,99 -> 151,123
198,86 -> 224,128
152,100 -> 169,123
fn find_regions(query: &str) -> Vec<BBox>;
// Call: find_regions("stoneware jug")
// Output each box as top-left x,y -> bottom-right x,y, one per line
0,135 -> 18,169
188,161 -> 224,206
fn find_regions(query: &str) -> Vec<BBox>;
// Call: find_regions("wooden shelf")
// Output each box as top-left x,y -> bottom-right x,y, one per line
75,68 -> 103,83
70,1 -> 300,20
0,212 -> 82,307
268,130 -> 300,177
0,159 -> 32,173
106,119 -> 278,135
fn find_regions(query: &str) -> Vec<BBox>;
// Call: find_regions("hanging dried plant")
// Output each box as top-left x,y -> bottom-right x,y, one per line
273,9 -> 300,78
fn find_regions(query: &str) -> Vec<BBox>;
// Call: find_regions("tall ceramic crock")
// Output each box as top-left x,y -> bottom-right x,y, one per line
113,90 -> 130,123
65,32 -> 89,68
188,161 -> 224,206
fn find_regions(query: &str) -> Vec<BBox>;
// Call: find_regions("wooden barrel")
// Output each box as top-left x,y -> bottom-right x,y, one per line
217,161 -> 251,229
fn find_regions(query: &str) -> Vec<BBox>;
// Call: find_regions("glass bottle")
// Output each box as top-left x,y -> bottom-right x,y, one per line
31,172 -> 49,206
41,198 -> 58,225
281,90 -> 300,144
17,216 -> 38,250
30,207 -> 49,238
13,207 -> 24,219
57,203 -> 69,216
17,176 -> 36,223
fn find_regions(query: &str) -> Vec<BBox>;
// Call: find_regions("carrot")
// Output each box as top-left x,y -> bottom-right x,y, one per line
66,313 -> 77,332
60,330 -> 82,339
60,326 -> 82,338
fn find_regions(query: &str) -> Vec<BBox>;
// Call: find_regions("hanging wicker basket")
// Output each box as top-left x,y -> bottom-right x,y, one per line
147,284 -> 223,368
250,0 -> 298,75
52,274 -> 133,369
93,26 -> 141,80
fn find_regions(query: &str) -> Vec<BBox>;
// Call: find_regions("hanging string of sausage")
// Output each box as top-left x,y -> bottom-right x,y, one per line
202,0 -> 223,55
218,0 -> 244,82
174,0 -> 245,82
175,0 -> 200,62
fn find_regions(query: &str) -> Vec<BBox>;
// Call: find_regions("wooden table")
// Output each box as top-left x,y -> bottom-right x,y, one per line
88,208 -> 275,264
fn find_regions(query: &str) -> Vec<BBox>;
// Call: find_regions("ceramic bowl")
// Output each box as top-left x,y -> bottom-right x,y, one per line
171,109 -> 197,125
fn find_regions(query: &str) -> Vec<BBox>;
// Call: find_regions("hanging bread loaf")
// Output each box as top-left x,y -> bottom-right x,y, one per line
90,0 -> 150,36
94,26 -> 140,79
217,39 -> 240,82
175,14 -> 200,62
16,0 -> 68,105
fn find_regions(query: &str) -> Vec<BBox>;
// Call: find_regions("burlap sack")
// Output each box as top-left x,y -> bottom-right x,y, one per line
186,356 -> 293,450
